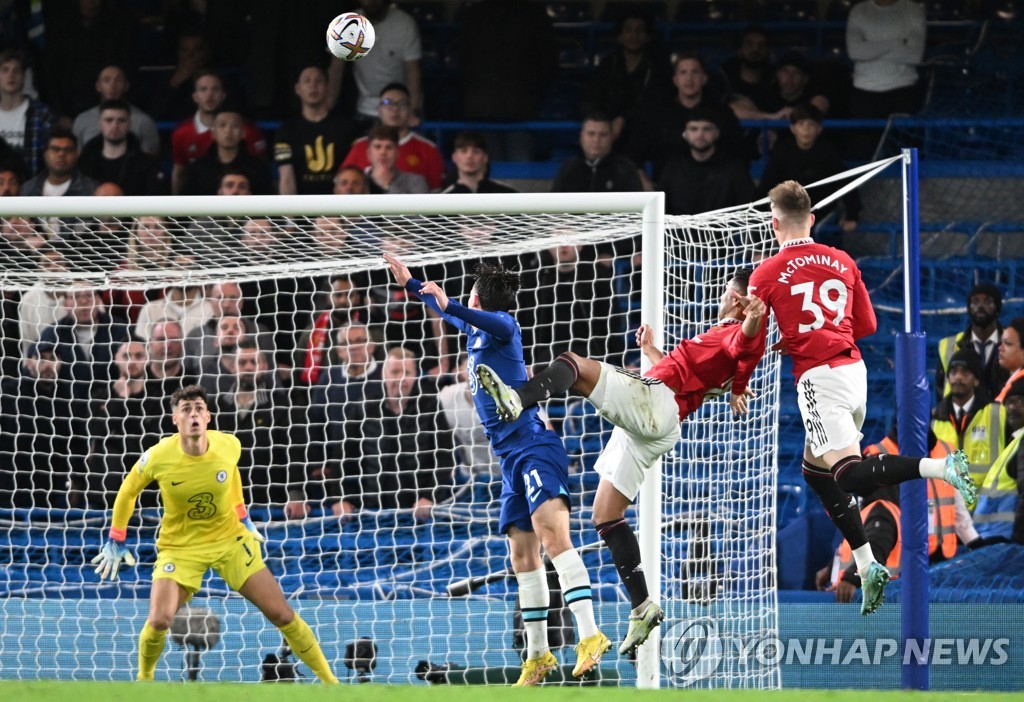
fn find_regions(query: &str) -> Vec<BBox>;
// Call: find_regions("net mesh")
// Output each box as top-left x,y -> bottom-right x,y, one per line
660,207 -> 782,688
0,195 -> 786,685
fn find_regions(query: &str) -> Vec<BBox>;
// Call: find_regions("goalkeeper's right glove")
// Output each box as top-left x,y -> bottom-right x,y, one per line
90,538 -> 137,581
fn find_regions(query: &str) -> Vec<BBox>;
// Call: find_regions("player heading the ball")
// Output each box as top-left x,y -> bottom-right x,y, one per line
477,270 -> 768,655
383,252 -> 611,686
747,180 -> 977,616
92,384 -> 338,683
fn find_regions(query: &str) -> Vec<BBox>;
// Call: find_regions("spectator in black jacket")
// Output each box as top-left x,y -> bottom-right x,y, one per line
38,287 -> 127,396
78,100 -> 167,195
624,53 -> 745,187
208,338 -> 299,510
440,131 -> 516,194
580,10 -> 671,143
757,104 -> 860,232
20,129 -> 99,196
551,113 -> 643,194
183,108 -> 272,195
658,108 -> 755,215
329,346 -> 454,520
0,341 -> 88,509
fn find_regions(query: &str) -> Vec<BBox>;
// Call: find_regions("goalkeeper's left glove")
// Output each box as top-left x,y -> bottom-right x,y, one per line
241,516 -> 266,543
90,538 -> 137,581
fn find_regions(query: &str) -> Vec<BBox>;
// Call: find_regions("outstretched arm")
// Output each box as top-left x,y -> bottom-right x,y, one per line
383,252 -> 472,334
636,323 -> 664,364
93,462 -> 151,580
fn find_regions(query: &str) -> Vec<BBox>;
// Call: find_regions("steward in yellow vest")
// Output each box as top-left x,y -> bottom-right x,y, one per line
971,378 -> 1024,546
931,348 -> 1006,490
935,283 -> 1006,401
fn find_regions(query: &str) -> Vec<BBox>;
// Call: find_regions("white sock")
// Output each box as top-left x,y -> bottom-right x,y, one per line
551,549 -> 598,639
919,457 -> 946,479
852,543 -> 876,576
516,567 -> 549,659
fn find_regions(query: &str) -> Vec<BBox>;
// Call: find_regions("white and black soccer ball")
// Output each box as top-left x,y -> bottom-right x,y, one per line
326,12 -> 375,62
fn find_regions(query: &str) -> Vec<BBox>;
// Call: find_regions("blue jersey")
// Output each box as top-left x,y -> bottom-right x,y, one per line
406,278 -> 547,455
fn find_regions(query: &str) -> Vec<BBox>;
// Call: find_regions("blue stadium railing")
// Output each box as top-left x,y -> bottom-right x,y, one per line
155,116 -> 1024,181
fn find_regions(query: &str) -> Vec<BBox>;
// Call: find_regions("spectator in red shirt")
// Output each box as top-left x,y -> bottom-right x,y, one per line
170,70 -> 265,194
475,270 -> 766,654
341,83 -> 443,191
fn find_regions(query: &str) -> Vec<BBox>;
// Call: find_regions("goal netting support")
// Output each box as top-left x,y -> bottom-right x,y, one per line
0,189 -> 803,686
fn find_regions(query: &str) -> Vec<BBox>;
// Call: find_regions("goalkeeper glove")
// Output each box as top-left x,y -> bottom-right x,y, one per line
241,515 -> 266,543
90,538 -> 137,581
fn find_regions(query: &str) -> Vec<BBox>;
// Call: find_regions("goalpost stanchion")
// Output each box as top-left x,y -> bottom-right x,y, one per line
897,147 -> 930,690
636,193 -> 665,689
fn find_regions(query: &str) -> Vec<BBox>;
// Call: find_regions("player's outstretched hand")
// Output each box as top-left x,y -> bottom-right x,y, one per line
91,538 -> 137,581
418,281 -> 450,310
729,388 -> 755,416
743,294 -> 766,322
635,323 -> 654,350
770,339 -> 789,355
383,251 -> 411,286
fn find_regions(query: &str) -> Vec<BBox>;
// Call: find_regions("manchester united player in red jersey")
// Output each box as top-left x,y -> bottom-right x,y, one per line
476,269 -> 767,656
746,180 -> 977,616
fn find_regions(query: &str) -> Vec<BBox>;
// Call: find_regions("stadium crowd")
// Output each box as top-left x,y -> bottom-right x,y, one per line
1,0 -> 1022,597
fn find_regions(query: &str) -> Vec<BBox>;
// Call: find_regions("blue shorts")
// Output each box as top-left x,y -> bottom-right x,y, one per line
498,431 -> 571,534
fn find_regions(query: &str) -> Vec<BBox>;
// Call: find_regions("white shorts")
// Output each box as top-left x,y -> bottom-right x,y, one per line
590,363 -> 681,501
796,360 -> 867,458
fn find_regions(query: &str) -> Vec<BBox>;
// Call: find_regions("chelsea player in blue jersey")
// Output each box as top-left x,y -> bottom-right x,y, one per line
384,253 -> 610,686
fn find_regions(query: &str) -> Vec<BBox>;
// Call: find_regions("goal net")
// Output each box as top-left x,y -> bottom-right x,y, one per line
0,191 -> 788,687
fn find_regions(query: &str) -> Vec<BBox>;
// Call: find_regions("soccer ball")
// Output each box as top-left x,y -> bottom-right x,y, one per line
326,13 -> 375,62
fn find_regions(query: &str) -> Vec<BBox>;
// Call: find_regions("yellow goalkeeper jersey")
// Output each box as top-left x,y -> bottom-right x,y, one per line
111,430 -> 249,550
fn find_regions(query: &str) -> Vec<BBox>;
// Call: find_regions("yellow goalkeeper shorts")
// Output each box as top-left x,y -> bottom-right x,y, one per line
152,532 -> 266,593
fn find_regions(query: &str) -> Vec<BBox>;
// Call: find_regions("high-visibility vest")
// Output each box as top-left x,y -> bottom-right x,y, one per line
937,332 -> 967,398
973,433 -> 1024,540
996,368 -> 1024,403
927,477 -> 959,559
859,438 -> 957,559
834,500 -> 902,585
863,436 -> 899,457
932,402 -> 1006,489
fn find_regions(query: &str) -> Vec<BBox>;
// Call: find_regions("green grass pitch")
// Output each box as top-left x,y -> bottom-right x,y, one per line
1,683 -> 1021,702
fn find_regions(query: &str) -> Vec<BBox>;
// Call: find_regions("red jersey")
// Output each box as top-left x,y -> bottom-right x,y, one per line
342,131 -> 444,190
645,319 -> 766,421
171,115 -> 267,166
748,238 -> 876,381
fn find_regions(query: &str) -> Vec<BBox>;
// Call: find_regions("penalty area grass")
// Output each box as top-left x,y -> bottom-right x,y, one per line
0,682 -> 1021,702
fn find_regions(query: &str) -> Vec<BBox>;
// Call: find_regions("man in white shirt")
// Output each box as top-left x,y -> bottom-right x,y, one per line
328,0 -> 423,128
72,65 -> 160,155
846,0 -> 927,116
134,284 -> 210,342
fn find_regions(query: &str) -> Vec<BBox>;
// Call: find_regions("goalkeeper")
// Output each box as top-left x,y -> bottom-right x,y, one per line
384,253 -> 610,686
92,384 -> 337,684
477,270 -> 767,655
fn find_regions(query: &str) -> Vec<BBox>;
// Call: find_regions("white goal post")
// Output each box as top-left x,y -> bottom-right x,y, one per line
0,190 -> 790,688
